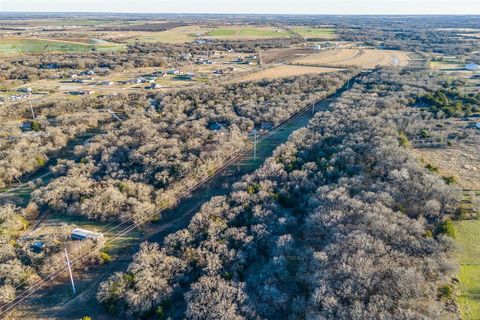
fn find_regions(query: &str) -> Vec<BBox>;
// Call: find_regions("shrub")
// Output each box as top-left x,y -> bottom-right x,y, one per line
442,176 -> 457,185
437,218 -> 456,238
36,156 -> 47,166
100,251 -> 112,264
31,121 -> 42,131
420,129 -> 431,138
398,131 -> 410,147
438,285 -> 453,299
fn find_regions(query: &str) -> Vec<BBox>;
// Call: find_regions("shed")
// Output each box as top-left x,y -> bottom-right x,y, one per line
18,87 -> 32,93
20,122 -> 32,132
261,122 -> 273,130
208,122 -> 225,131
71,228 -> 104,241
30,241 -> 45,253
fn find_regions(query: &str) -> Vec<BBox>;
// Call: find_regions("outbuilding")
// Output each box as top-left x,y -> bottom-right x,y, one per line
71,228 -> 104,241
30,241 -> 45,253
465,63 -> 479,71
261,122 -> 273,130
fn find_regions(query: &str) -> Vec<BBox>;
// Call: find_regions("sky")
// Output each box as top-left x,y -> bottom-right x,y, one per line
1,0 -> 479,15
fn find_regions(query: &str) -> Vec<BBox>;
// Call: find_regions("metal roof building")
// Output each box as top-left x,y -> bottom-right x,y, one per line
71,228 -> 104,241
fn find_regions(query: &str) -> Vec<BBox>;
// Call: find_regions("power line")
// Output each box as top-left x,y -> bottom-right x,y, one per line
0,83 -> 349,316
0,90 -> 335,315
3,80 -> 350,310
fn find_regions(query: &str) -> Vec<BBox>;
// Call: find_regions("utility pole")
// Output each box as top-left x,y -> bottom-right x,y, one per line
253,131 -> 257,161
28,93 -> 35,119
64,248 -> 76,295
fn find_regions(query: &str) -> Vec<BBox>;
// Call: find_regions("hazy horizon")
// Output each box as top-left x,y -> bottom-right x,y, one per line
2,0 -> 479,15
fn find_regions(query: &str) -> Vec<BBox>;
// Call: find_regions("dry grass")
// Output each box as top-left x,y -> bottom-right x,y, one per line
262,48 -> 315,64
412,137 -> 480,191
236,65 -> 340,82
293,49 -> 411,68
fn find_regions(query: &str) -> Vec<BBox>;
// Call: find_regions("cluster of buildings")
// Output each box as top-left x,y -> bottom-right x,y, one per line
29,228 -> 104,254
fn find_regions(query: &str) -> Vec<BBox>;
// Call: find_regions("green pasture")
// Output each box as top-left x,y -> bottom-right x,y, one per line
454,220 -> 480,319
0,38 -> 123,55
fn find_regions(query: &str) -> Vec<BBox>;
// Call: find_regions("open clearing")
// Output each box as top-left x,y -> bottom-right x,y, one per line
290,26 -> 336,39
292,48 -> 411,68
412,135 -> 480,191
237,64 -> 340,82
454,220 -> 480,320
0,38 -> 123,55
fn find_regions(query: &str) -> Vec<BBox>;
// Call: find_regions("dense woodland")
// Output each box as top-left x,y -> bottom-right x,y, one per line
32,72 -> 353,222
0,14 -> 476,318
338,28 -> 479,56
97,68 -> 460,319
0,94 -> 141,188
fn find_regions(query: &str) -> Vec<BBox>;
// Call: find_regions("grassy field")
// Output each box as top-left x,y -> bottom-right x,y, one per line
0,38 -> 123,55
429,61 -> 465,70
291,26 -> 336,39
454,219 -> 480,319
207,26 -> 293,39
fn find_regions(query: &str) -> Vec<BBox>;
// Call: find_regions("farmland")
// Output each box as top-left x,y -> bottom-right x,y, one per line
206,26 -> 293,39
293,48 -> 412,68
122,25 -> 209,43
123,25 -> 294,43
0,38 -> 123,55
291,26 -> 336,39
237,64 -> 340,82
